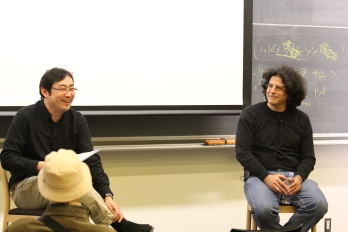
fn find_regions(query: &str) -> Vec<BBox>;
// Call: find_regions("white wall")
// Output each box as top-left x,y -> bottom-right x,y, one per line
1,144 -> 347,231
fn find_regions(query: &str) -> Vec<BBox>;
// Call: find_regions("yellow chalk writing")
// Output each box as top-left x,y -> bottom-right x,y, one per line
253,38 -> 344,63
319,43 -> 337,62
315,85 -> 326,98
301,101 -> 311,107
311,70 -> 327,80
276,40 -> 303,60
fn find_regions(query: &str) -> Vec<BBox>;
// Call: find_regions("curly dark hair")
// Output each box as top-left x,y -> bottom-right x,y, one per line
260,65 -> 307,108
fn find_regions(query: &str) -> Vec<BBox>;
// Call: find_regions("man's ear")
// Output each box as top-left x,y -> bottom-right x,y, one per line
40,87 -> 49,98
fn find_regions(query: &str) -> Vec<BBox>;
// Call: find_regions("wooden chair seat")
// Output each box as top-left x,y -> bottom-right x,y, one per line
231,223 -> 302,232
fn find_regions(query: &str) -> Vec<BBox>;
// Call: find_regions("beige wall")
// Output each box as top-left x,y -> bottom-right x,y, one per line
1,144 -> 347,231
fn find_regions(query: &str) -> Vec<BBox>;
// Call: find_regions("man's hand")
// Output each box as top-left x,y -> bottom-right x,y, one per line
288,175 -> 302,195
36,161 -> 45,172
264,174 -> 288,195
264,174 -> 302,195
104,196 -> 124,223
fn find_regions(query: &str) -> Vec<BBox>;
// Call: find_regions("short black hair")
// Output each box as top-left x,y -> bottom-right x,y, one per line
39,68 -> 74,99
260,65 -> 307,108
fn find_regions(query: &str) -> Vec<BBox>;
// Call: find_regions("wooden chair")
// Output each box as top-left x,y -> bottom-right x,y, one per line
231,223 -> 302,232
247,203 -> 316,232
1,164 -> 45,232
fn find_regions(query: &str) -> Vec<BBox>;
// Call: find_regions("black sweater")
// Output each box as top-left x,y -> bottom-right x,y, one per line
0,100 -> 113,198
235,102 -> 315,181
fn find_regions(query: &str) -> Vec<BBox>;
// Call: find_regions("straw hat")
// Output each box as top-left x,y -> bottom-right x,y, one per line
38,149 -> 92,202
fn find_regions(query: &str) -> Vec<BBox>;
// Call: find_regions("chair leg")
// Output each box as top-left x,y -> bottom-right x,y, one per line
2,220 -> 8,232
312,224 -> 316,232
247,204 -> 257,230
2,213 -> 9,232
246,205 -> 251,229
251,217 -> 257,230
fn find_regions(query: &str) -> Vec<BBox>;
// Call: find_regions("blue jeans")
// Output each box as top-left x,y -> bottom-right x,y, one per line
245,171 -> 328,232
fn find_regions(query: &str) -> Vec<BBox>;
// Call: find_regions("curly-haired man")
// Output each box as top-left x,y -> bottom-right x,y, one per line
236,65 -> 328,232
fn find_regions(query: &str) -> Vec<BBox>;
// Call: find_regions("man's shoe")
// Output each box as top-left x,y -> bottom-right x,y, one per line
123,221 -> 154,232
111,220 -> 154,232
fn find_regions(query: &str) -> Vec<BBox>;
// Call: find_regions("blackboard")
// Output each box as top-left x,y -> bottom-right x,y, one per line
252,0 -> 348,133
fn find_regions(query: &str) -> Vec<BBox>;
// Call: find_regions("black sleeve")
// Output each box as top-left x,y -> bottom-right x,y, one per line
75,112 -> 113,198
235,107 -> 270,181
294,113 -> 316,181
0,109 -> 39,176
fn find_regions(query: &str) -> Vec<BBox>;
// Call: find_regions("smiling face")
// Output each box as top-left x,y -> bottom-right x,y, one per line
41,75 -> 75,121
266,75 -> 288,112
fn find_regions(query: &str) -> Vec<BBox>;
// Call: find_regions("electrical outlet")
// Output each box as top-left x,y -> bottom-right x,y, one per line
324,218 -> 331,232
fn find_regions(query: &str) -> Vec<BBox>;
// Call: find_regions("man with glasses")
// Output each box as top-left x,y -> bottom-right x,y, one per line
0,68 -> 154,232
235,65 -> 328,232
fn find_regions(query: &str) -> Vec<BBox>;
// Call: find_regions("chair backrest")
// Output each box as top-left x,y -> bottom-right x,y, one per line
0,164 -> 11,217
231,223 -> 302,232
230,224 -> 302,232
1,164 -> 45,232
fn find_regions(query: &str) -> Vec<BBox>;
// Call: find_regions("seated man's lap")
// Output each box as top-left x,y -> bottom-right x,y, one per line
11,176 -> 114,225
291,179 -> 328,211
245,176 -> 327,213
244,176 -> 280,213
10,176 -> 49,209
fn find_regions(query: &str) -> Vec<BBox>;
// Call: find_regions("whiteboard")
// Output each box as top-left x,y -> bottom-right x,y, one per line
0,0 -> 247,110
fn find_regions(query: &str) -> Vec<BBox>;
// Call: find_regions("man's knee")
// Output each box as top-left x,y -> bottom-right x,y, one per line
252,200 -> 280,219
314,195 -> 328,217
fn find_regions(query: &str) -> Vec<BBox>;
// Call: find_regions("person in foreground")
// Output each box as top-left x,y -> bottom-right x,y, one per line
6,149 -> 117,232
235,65 -> 328,232
0,67 -> 154,232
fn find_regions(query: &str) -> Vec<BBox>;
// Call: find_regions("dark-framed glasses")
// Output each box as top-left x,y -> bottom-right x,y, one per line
266,83 -> 286,92
51,87 -> 78,93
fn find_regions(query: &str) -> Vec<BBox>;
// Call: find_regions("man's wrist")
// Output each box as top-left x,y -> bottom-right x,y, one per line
105,193 -> 113,199
295,175 -> 303,183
